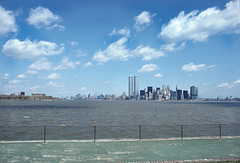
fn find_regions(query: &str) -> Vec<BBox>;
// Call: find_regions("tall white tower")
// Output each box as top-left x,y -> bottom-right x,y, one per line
134,75 -> 139,99
128,76 -> 133,99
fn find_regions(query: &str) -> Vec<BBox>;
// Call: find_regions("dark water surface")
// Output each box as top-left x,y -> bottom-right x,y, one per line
0,100 -> 240,126
0,100 -> 240,141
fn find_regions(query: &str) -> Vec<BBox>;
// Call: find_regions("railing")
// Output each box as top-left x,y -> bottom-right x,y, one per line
0,124 -> 240,142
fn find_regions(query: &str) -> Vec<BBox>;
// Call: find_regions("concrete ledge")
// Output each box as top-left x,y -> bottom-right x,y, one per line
1,136 -> 240,143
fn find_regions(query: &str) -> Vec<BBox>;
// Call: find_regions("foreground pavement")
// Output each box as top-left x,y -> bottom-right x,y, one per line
0,139 -> 240,162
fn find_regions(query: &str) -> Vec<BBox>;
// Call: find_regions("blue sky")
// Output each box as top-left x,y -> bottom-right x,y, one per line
0,0 -> 240,98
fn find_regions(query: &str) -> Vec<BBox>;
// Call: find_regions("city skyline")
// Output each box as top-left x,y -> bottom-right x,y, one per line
0,0 -> 240,98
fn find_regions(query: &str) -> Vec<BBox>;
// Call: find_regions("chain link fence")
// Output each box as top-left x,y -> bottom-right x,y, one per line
0,124 -> 240,142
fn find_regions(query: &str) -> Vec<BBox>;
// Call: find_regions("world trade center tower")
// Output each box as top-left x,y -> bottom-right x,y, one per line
128,75 -> 139,100
134,75 -> 139,99
128,76 -> 133,99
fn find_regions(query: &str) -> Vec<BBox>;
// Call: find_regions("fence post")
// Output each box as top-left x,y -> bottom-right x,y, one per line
139,125 -> 142,141
93,126 -> 96,143
44,125 -> 46,143
219,124 -> 222,139
181,125 -> 183,140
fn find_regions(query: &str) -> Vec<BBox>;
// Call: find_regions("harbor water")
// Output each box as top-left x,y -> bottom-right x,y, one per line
0,100 -> 240,141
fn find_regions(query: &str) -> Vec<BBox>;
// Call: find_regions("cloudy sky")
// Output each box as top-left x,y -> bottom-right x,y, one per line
0,0 -> 240,98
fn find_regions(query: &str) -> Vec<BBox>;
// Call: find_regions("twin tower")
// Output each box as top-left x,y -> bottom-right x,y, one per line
128,75 -> 139,100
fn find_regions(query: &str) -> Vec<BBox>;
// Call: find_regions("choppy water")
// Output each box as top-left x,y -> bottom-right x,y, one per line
0,100 -> 240,126
0,100 -> 240,141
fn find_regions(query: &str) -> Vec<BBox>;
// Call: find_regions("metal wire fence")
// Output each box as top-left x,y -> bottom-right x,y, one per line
0,124 -> 240,142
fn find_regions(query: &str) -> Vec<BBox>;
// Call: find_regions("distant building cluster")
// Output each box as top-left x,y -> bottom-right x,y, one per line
128,75 -> 199,101
73,93 -> 117,100
0,92 -> 53,100
138,85 -> 198,101
72,75 -> 239,101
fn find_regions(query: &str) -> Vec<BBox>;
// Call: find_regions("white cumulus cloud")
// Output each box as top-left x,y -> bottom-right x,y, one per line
93,37 -> 165,63
3,73 -> 9,79
9,79 -> 21,84
0,5 -> 17,36
159,0 -> 240,42
83,62 -> 93,68
27,6 -> 64,30
181,62 -> 216,72
47,81 -> 65,88
138,64 -> 159,73
134,11 -> 155,31
217,83 -> 229,88
71,41 -> 78,46
133,45 -> 165,61
26,70 -> 38,75
47,73 -> 60,79
79,87 -> 87,91
161,42 -> 186,52
154,73 -> 163,78
217,79 -> 240,89
233,79 -> 240,84
2,38 -> 64,59
28,57 -> 52,71
93,37 -> 130,63
17,74 -> 27,79
109,27 -> 130,37
181,62 -> 206,72
54,57 -> 80,70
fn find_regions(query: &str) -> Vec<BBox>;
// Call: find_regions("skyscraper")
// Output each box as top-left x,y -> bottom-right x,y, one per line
128,75 -> 139,100
147,86 -> 153,93
177,89 -> 182,100
128,76 -> 133,99
183,90 -> 189,99
140,89 -> 146,100
134,75 -> 139,99
147,86 -> 153,100
170,90 -> 177,100
190,86 -> 198,100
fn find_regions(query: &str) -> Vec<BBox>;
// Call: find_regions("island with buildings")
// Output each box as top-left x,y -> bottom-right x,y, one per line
0,92 -> 53,100
0,75 -> 239,101
67,75 -> 239,101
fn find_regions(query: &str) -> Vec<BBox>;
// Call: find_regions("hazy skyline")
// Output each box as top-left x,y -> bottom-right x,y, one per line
0,0 -> 240,98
